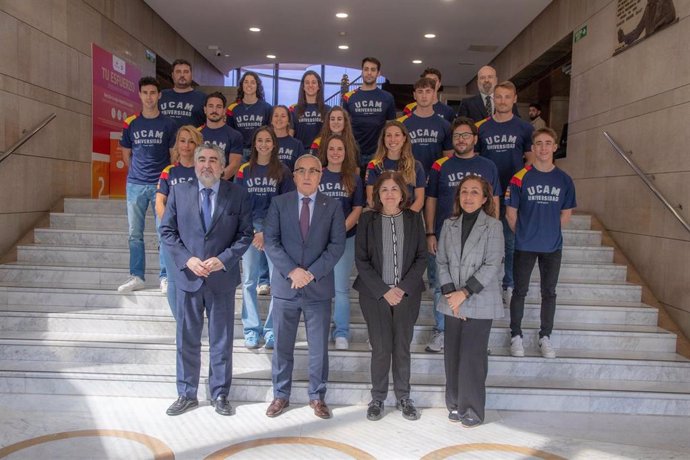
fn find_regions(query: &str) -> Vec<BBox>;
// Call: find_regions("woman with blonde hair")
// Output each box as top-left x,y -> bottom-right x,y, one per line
155,125 -> 203,319
365,120 -> 425,212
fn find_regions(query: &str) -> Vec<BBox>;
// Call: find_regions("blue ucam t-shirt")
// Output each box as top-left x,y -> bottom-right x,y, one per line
157,163 -> 195,197
399,113 -> 452,176
343,88 -> 397,164
478,116 -> 534,194
506,165 -> 577,253
319,169 -> 365,238
226,100 -> 273,148
199,124 -> 243,163
366,157 -> 426,205
120,113 -> 176,185
159,89 -> 206,128
426,155 -> 501,235
290,103 -> 331,149
235,162 -> 295,232
276,135 -> 305,171
403,101 -> 456,123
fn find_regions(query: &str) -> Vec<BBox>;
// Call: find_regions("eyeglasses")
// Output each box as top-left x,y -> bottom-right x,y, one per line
452,132 -> 474,140
294,167 -> 322,176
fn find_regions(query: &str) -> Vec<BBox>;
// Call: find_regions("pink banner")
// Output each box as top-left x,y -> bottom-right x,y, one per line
91,44 -> 142,198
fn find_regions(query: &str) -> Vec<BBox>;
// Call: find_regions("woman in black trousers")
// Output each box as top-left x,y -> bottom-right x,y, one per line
354,171 -> 427,421
436,176 -> 504,428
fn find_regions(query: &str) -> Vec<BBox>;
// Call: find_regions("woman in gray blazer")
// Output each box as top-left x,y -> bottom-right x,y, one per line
436,175 -> 504,428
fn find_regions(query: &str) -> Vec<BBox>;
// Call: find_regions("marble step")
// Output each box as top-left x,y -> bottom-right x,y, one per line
0,312 -> 676,352
0,265 -> 643,302
0,286 -> 659,326
14,245 -> 627,282
0,362 -> 688,416
62,200 -> 596,230
0,332 -> 686,382
34,226 -> 603,249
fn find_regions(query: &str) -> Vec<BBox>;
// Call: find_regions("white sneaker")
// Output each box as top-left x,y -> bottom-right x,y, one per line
118,276 -> 145,293
160,278 -> 168,294
539,336 -> 556,358
257,284 -> 271,296
334,337 -> 349,350
425,330 -> 444,352
503,287 -> 513,306
510,335 -> 525,357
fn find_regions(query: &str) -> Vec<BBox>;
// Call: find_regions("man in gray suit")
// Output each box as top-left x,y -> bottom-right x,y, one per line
263,154 -> 346,419
160,143 -> 253,417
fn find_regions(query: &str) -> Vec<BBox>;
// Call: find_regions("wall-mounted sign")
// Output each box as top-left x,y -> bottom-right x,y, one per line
91,44 -> 142,198
574,25 -> 588,43
614,0 -> 678,55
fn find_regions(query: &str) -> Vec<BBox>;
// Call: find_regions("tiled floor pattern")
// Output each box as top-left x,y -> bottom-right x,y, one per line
1,394 -> 689,459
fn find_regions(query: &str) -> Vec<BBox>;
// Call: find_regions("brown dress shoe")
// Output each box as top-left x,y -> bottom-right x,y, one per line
266,398 -> 289,417
309,399 -> 331,419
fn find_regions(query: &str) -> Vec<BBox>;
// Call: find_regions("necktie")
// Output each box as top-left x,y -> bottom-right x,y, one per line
485,95 -> 492,117
300,196 -> 311,240
201,188 -> 213,232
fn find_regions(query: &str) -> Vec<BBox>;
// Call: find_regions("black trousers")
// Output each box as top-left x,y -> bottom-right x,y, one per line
510,249 -> 562,338
359,291 -> 421,401
444,316 -> 493,422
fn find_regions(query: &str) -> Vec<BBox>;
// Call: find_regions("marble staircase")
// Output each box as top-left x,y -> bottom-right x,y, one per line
0,198 -> 689,416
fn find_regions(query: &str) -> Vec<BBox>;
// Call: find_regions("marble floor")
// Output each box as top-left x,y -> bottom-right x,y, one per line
0,395 -> 689,459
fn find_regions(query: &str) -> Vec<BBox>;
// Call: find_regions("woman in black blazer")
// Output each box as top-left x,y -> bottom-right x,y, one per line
353,171 -> 427,422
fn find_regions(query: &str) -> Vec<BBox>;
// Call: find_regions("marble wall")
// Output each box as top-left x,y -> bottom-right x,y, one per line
487,0 -> 690,338
0,0 -> 224,256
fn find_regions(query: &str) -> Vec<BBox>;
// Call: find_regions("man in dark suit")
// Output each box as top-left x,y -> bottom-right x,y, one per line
160,143 -> 253,417
457,65 -> 520,122
263,154 -> 346,419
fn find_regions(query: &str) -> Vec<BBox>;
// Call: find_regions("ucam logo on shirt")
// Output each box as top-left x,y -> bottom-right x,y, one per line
278,147 -> 295,162
485,134 -> 518,150
319,181 -> 350,199
445,171 -> 484,188
246,176 -> 278,193
132,129 -> 165,144
527,184 -> 562,203
235,114 -> 264,127
161,101 -> 195,115
299,110 -> 322,123
409,128 -> 440,144
353,100 -> 383,113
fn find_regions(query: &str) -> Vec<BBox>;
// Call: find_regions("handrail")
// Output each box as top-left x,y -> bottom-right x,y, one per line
603,131 -> 690,233
0,113 -> 57,166
324,75 -> 362,106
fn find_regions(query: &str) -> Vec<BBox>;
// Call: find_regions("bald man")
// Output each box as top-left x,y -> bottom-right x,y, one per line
457,66 -> 520,123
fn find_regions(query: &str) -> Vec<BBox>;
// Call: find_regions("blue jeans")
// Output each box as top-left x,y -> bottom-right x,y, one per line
126,182 -> 157,279
427,252 -> 444,333
159,232 -> 178,320
241,244 -> 274,340
500,205 -> 515,289
332,236 -> 355,339
257,252 -> 270,286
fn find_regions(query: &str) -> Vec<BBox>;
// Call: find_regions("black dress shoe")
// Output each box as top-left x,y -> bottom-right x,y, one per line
212,395 -> 234,416
448,410 -> 460,422
461,415 -> 483,428
366,400 -> 384,421
396,398 -> 420,420
166,396 -> 198,416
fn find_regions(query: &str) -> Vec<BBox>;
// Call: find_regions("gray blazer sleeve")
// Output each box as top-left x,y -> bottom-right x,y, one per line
436,218 -> 456,294
468,218 -> 504,289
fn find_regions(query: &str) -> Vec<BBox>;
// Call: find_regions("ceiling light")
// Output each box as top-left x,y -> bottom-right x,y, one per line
412,59 -> 423,64
224,54 -> 230,57
249,27 -> 261,32
338,45 -> 349,50
266,54 -> 276,59
336,12 -> 348,18
424,33 -> 436,39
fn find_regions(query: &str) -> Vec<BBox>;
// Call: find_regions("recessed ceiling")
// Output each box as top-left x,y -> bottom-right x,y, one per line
144,0 -> 551,87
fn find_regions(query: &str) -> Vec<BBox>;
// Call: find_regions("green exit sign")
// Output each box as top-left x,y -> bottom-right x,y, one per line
574,25 -> 588,43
